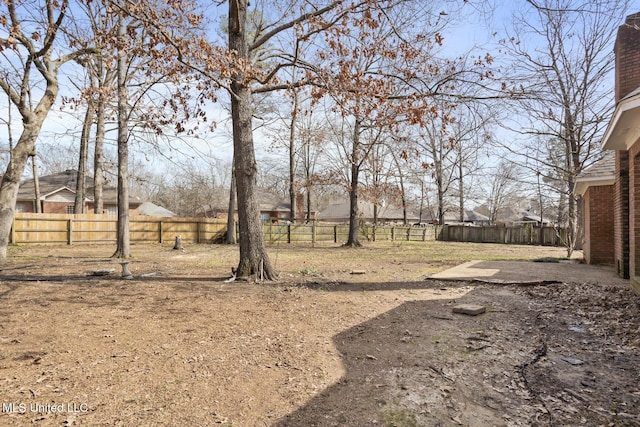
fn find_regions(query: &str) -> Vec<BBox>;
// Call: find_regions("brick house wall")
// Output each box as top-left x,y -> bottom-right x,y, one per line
615,12 -> 640,101
42,201 -> 74,214
614,150 -> 630,277
583,185 -> 615,265
631,145 -> 640,288
612,13 -> 640,280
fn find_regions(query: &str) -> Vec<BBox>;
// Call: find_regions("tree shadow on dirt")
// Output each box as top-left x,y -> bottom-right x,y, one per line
273,282 -> 640,427
273,286 -> 530,427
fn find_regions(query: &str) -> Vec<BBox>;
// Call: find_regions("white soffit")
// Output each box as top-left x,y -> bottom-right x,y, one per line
602,92 -> 640,151
575,176 -> 616,197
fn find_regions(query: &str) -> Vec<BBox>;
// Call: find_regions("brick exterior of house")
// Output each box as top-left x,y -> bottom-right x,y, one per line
609,12 -> 640,291
614,150 -> 630,277
583,185 -> 615,265
615,13 -> 640,102
630,143 -> 640,286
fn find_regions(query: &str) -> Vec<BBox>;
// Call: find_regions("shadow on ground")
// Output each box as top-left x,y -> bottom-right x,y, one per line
275,285 -> 537,427
275,281 -> 640,427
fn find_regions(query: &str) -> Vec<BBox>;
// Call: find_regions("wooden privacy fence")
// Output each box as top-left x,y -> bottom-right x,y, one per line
261,223 -> 441,244
440,224 -> 567,246
10,213 -> 566,247
11,213 -> 228,245
10,214 -> 442,245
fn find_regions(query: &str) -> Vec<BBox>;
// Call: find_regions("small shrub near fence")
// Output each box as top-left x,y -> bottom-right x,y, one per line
10,213 -> 566,247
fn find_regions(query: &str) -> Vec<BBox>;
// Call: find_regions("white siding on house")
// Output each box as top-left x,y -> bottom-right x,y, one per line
46,189 -> 76,202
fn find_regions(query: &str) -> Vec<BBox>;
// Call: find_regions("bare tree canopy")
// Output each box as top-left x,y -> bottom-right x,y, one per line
498,0 -> 631,255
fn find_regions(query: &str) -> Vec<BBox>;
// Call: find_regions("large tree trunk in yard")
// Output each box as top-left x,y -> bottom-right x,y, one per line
345,117 -> 362,247
0,121 -> 50,262
225,162 -> 236,244
75,101 -> 94,214
289,89 -> 299,223
0,65 -> 60,261
93,94 -> 106,214
112,15 -> 130,259
31,153 -> 41,213
229,0 -> 276,280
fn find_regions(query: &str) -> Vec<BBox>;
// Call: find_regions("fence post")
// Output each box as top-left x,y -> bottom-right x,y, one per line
10,217 -> 15,244
391,226 -> 395,241
287,224 -> 291,244
159,221 -> 163,244
67,219 -> 73,245
312,222 -> 317,244
196,221 -> 201,243
334,225 -> 337,243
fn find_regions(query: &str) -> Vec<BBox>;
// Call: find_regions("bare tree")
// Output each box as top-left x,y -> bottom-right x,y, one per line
500,0 -> 630,255
484,159 -> 522,224
0,0 -> 96,261
411,99 -> 458,226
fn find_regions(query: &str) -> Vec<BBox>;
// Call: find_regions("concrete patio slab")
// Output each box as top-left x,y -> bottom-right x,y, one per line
430,260 -> 628,286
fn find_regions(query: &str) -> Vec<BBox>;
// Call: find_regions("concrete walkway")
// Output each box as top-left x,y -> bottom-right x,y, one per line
430,260 -> 628,286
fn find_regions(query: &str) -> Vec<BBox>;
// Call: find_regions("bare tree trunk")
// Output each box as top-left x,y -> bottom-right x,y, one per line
94,93 -> 106,214
0,124 -> 49,261
437,181 -> 445,226
434,152 -> 445,226
306,188 -> 311,222
225,161 -> 236,244
537,171 -> 544,246
289,88 -> 298,223
458,144 -> 464,223
419,179 -> 425,223
0,71 -> 60,260
75,102 -> 94,214
390,149 -> 407,224
229,0 -> 275,279
6,90 -> 12,153
113,15 -> 130,259
373,203 -> 378,226
31,153 -> 41,213
346,117 -> 362,247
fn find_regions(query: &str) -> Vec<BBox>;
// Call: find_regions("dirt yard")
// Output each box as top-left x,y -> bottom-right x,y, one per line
0,241 -> 638,426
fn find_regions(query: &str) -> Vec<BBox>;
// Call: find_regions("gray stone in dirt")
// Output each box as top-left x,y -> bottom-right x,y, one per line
452,304 -> 486,316
561,356 -> 585,366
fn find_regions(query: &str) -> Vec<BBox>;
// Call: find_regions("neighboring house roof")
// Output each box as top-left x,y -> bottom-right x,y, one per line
515,212 -> 553,225
17,169 -> 141,205
601,85 -> 640,151
257,192 -> 290,213
317,200 -> 419,222
137,202 -> 176,217
198,191 -> 317,218
575,151 -> 616,196
443,210 -> 490,224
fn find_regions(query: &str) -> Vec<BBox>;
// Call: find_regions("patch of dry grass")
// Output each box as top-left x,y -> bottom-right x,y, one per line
7,240 -> 576,283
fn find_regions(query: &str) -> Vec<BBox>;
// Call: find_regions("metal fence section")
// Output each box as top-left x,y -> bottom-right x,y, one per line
10,213 -> 566,247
